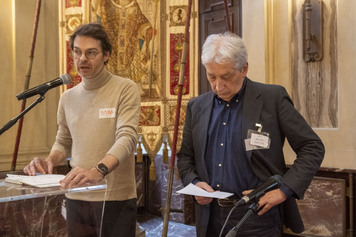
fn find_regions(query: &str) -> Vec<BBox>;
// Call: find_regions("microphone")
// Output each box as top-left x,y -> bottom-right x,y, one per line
222,175 -> 282,237
16,74 -> 71,100
236,174 -> 282,207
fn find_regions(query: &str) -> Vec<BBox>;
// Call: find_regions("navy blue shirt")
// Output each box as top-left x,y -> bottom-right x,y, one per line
204,80 -> 261,198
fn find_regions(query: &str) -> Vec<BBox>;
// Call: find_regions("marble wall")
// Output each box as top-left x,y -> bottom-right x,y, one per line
290,0 -> 338,128
0,195 -> 67,236
284,176 -> 347,236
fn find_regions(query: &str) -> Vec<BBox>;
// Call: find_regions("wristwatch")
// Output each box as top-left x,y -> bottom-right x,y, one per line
95,163 -> 109,177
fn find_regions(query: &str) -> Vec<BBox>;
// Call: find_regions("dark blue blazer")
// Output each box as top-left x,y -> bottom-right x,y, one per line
177,77 -> 325,236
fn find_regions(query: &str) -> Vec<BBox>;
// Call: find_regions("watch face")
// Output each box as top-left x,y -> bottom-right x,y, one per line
98,163 -> 108,175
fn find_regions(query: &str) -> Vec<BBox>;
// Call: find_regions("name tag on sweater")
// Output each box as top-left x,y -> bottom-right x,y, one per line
99,108 -> 116,118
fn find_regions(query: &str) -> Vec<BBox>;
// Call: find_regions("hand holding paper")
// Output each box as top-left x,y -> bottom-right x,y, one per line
177,183 -> 233,199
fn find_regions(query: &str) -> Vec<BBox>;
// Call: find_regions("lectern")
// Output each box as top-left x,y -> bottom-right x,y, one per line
0,178 -> 107,236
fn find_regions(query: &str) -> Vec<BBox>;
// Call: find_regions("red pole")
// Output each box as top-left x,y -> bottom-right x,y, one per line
11,0 -> 42,171
162,0 -> 193,236
224,0 -> 232,32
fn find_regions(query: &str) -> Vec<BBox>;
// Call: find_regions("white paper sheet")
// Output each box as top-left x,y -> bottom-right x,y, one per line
5,174 -> 65,188
176,183 -> 233,199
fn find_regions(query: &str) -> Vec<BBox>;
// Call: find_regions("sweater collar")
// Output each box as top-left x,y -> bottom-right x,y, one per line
81,66 -> 112,90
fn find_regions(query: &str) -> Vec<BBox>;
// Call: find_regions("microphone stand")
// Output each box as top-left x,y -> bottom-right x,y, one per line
225,202 -> 260,237
0,95 -> 45,136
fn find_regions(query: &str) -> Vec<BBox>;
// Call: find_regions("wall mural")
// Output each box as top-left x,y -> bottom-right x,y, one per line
60,0 -> 199,179
92,0 -> 160,99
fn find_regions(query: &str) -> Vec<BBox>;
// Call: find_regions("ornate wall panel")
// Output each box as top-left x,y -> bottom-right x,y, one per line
290,0 -> 338,128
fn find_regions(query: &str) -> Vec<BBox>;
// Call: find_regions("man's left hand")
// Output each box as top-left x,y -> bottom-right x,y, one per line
242,188 -> 287,215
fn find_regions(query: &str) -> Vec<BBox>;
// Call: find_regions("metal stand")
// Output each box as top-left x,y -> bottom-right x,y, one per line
0,95 -> 45,136
225,202 -> 260,237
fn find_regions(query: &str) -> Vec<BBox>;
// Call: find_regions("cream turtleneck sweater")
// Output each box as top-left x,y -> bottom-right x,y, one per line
52,67 -> 140,201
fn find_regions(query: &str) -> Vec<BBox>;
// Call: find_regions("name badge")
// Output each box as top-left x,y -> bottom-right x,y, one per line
250,133 -> 269,148
99,108 -> 116,119
244,123 -> 271,151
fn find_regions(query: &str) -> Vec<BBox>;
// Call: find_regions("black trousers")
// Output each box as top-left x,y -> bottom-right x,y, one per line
206,200 -> 282,237
66,198 -> 137,237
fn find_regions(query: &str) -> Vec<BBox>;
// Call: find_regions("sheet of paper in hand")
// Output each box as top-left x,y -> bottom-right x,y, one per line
177,183 -> 233,199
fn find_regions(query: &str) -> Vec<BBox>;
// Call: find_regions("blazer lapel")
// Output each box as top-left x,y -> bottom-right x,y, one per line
242,78 -> 263,159
195,92 -> 214,182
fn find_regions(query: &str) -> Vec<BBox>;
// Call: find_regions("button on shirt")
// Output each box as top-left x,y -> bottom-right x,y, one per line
204,80 -> 260,197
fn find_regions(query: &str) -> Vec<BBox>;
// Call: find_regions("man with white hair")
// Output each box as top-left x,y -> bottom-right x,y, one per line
177,32 -> 325,237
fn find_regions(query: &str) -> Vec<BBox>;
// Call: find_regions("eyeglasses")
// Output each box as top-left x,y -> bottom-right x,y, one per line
72,49 -> 102,60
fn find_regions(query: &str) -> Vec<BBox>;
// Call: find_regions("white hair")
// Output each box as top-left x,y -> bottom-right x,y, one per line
201,32 -> 248,71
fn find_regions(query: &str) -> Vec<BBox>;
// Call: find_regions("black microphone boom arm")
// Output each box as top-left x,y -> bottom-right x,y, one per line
16,74 -> 71,100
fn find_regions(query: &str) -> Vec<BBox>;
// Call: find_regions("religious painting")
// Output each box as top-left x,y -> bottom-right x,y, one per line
164,102 -> 186,151
90,0 -> 161,101
169,5 -> 187,27
65,14 -> 82,35
66,0 -> 82,8
170,33 -> 189,95
166,103 -> 186,129
140,105 -> 161,126
66,41 -> 82,89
